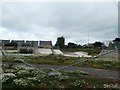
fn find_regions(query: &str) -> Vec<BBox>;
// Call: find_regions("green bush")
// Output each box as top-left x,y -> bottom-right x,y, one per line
19,48 -> 33,54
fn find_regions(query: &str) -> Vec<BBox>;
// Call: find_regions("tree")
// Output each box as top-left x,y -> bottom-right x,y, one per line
55,36 -> 65,49
68,42 -> 78,48
108,41 -> 115,50
93,42 -> 102,48
113,38 -> 120,49
113,38 -> 120,42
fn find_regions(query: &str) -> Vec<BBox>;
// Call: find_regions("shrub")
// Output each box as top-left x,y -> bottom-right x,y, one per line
48,80 -> 61,88
13,78 -> 34,87
2,73 -> 16,83
103,84 -> 120,89
4,69 -> 16,73
16,70 -> 30,77
71,80 -> 85,87
19,48 -> 33,54
55,75 -> 69,81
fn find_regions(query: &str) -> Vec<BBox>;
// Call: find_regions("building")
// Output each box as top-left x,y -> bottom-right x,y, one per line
1,40 -> 10,46
39,41 -> 52,48
11,40 -> 25,44
26,41 -> 38,47
2,40 -> 10,44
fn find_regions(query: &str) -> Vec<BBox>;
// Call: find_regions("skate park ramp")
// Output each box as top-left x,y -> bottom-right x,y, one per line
74,52 -> 92,57
53,49 -> 64,55
64,51 -> 92,57
38,48 -> 52,54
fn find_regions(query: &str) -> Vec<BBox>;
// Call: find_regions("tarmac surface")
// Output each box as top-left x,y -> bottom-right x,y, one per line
3,62 -> 120,80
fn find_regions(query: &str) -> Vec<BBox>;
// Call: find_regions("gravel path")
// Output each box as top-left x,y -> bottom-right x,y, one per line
3,62 -> 120,80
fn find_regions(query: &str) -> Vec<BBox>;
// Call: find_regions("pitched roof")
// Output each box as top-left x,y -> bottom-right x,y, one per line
11,40 -> 25,43
39,41 -> 52,46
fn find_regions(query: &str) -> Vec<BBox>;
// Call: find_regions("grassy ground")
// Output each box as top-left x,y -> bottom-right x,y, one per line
2,54 -> 120,71
2,64 -> 120,89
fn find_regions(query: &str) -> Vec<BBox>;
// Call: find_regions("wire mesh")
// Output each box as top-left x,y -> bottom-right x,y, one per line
0,40 -> 2,90
99,40 -> 120,60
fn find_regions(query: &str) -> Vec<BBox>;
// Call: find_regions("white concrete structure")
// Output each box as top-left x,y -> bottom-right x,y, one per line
53,49 -> 64,55
38,48 -> 52,54
64,51 -> 92,57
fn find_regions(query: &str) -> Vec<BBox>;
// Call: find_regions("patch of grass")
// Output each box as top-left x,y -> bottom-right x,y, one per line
2,65 -> 120,89
2,54 -> 120,70
23,54 -> 85,65
76,58 -> 120,70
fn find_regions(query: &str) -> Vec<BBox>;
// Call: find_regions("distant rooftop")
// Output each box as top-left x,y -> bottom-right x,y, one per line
11,40 -> 25,42
39,41 -> 52,46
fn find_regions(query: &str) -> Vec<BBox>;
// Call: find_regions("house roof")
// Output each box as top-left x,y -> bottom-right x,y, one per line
39,41 -> 52,46
26,41 -> 38,42
1,40 -> 10,42
26,41 -> 38,44
11,40 -> 25,43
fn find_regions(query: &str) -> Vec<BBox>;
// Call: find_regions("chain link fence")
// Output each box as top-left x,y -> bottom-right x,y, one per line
98,41 -> 120,60
0,40 -> 2,90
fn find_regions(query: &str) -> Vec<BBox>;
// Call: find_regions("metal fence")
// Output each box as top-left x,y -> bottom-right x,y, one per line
0,40 -> 2,90
99,41 -> 120,59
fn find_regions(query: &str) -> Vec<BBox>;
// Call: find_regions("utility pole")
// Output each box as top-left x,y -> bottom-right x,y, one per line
88,32 -> 89,49
118,1 -> 120,38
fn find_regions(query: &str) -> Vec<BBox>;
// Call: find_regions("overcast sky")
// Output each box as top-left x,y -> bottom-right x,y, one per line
0,2 -> 118,45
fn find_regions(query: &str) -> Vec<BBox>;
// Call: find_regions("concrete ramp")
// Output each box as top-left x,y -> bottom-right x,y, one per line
38,48 -> 52,54
64,51 -> 92,57
53,49 -> 64,55
74,52 -> 92,57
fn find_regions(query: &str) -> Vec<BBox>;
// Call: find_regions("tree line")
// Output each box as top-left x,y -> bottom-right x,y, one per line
54,36 -> 120,49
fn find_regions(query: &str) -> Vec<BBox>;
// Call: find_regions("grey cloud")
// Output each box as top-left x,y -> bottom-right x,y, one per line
0,2 -> 118,44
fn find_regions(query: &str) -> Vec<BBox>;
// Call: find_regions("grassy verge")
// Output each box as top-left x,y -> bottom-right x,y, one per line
2,54 -> 120,71
2,64 -> 120,89
76,58 -> 120,71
